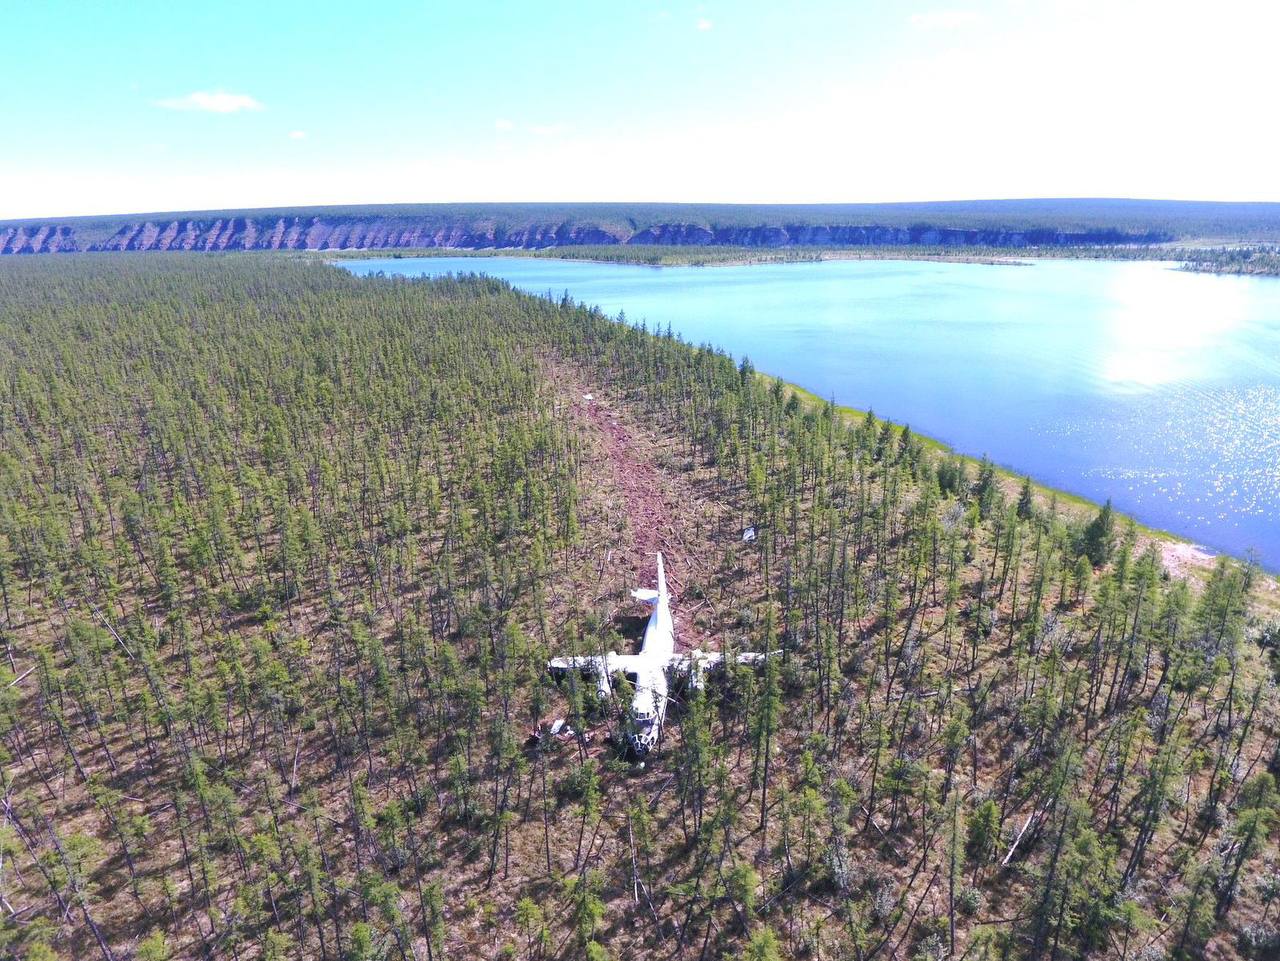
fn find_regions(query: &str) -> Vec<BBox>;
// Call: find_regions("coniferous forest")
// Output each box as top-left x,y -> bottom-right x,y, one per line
1,255 -> 1278,961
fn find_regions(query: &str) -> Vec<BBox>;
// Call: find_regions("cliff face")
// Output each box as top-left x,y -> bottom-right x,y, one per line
0,225 -> 81,254
0,214 -> 1167,254
625,222 -> 1159,247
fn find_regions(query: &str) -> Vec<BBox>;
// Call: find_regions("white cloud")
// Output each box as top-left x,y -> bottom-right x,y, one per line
909,10 -> 979,30
154,91 -> 264,113
288,130 -> 307,140
696,17 -> 713,30
494,117 -> 515,132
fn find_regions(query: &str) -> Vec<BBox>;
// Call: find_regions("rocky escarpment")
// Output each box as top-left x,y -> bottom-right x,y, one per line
0,225 -> 80,254
624,222 -> 1163,247
0,217 -> 626,253
0,214 -> 1169,254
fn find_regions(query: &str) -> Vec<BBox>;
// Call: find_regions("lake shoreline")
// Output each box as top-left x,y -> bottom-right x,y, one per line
324,242 -> 1280,275
772,375 -> 1280,605
338,255 -> 1280,586
322,245 -> 1037,268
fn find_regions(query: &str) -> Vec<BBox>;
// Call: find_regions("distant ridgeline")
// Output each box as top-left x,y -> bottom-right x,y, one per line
5,198 -> 1280,253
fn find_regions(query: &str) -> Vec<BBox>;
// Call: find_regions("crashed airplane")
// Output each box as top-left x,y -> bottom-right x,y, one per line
548,552 -> 771,759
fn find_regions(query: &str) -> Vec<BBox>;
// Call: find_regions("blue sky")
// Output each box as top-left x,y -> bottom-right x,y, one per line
3,0 -> 1278,218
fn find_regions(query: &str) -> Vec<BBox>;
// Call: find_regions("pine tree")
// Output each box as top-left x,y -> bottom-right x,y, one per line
1016,476 -> 1035,520
965,799 -> 1000,884
1081,500 -> 1115,568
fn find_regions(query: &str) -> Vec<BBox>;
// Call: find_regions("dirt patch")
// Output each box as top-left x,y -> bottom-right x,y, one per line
549,366 -> 724,651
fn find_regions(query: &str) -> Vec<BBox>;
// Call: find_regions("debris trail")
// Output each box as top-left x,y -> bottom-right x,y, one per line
552,368 -> 715,651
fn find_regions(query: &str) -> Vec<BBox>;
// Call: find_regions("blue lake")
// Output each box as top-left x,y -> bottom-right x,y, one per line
342,256 -> 1280,568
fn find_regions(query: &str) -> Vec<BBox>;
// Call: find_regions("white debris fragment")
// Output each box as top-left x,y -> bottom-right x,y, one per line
742,526 -> 757,543
582,393 -> 593,401
527,716 -> 580,747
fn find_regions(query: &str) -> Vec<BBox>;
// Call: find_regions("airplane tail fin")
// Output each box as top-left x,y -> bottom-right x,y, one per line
630,553 -> 669,605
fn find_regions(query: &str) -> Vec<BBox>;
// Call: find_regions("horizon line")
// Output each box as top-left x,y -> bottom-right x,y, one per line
7,195 -> 1280,225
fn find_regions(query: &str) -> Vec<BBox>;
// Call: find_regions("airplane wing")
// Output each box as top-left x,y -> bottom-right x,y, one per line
667,651 -> 721,690
668,650 -> 779,690
668,651 -> 720,671
604,654 -> 643,673
548,655 -> 606,673
548,653 -> 644,698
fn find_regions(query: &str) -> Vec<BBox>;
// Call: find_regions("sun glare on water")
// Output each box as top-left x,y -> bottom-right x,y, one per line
1099,263 -> 1248,388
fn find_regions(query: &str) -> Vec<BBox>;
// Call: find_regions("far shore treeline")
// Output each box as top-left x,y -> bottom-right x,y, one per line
4,199 -> 1280,264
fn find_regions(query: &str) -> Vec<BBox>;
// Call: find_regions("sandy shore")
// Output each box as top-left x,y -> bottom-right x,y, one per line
1159,540 -> 1218,579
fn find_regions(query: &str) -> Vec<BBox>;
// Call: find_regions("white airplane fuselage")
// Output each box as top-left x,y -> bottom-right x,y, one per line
547,553 -> 676,757
623,553 -> 675,757
548,552 -> 770,759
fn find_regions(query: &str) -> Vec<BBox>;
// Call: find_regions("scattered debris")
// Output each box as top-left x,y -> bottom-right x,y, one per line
1002,807 -> 1046,866
526,717 -> 587,748
742,525 -> 757,543
582,393 -> 593,401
